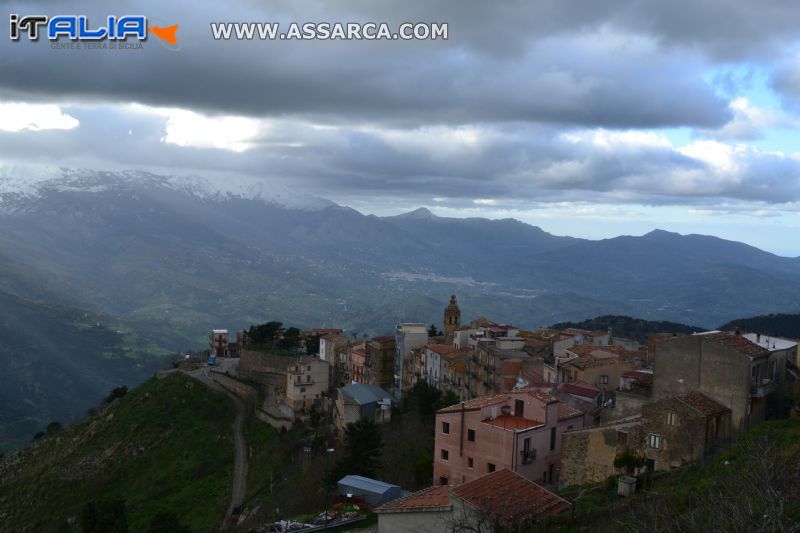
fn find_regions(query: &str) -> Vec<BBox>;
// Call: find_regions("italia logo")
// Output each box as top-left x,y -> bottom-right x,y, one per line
9,14 -> 179,48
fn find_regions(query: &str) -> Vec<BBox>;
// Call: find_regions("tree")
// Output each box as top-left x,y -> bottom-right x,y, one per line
80,498 -> 128,533
428,324 -> 440,337
147,510 -> 190,533
279,327 -> 301,351
613,449 -> 646,476
306,334 -> 321,355
103,386 -> 128,406
46,421 -> 62,435
247,321 -> 284,346
332,418 -> 384,481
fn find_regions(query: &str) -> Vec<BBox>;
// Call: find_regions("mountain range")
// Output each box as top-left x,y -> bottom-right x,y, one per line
1,166 -> 800,449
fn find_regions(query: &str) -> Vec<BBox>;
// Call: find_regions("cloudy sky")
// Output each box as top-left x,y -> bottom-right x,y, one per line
2,1 -> 800,255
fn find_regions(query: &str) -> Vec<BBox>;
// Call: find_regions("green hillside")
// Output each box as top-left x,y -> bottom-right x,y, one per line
0,373 -> 236,532
553,417 -> 800,531
549,314 -> 705,343
0,287 -> 192,452
720,313 -> 800,340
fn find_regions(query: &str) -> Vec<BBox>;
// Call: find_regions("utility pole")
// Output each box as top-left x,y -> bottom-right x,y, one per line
324,447 -> 335,530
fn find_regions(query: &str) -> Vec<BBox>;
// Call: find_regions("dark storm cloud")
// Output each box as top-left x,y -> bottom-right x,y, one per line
6,0 -> 793,128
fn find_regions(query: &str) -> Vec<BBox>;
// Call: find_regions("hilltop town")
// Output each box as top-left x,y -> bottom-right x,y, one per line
180,294 -> 800,531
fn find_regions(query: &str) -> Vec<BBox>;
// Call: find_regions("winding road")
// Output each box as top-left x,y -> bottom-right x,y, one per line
184,367 -> 248,530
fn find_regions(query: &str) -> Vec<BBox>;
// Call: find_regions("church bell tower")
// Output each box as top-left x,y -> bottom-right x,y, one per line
443,294 -> 461,344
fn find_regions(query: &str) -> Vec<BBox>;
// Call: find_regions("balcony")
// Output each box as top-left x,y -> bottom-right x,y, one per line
520,449 -> 537,464
751,378 -> 777,398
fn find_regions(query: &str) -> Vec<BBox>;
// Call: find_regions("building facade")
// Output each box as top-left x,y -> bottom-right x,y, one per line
433,389 -> 584,487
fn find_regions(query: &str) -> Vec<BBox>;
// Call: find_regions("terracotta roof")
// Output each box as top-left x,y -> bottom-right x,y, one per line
527,389 -> 558,404
558,404 -> 584,421
705,331 -> 770,359
677,391 -> 730,417
564,345 -> 639,369
375,485 -> 451,513
427,343 -> 458,355
372,335 -> 394,343
560,383 -> 601,399
561,328 -> 592,336
621,371 -> 653,388
438,394 -> 509,413
451,469 -> 570,527
482,414 -> 543,431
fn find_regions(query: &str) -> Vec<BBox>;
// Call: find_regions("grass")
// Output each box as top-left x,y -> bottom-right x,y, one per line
0,373 -> 236,532
547,417 -> 800,531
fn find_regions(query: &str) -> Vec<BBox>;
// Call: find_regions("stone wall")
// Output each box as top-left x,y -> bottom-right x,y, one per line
209,372 -> 257,411
560,418 -> 643,487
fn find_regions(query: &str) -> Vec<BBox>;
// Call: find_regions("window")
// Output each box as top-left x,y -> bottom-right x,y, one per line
439,476 -> 448,486
665,412 -> 677,426
617,431 -> 628,446
300,387 -> 306,393
307,365 -> 311,371
467,457 -> 474,469
550,427 -> 557,451
306,375 -> 311,383
515,399 -> 524,418
441,449 -> 449,461
467,429 -> 476,442
487,463 -> 495,473
523,437 -> 531,453
441,421 -> 450,434
600,375 -> 609,385
649,434 -> 662,449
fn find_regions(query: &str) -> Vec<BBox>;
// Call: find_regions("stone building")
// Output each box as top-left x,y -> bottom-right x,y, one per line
366,335 -> 396,387
433,389 -> 584,488
640,391 -> 731,470
653,331 -> 786,434
560,391 -> 731,486
560,415 -> 645,487
285,356 -> 330,415
443,294 -> 462,344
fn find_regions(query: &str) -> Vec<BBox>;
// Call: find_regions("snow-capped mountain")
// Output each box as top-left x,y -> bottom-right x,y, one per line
0,165 -> 334,211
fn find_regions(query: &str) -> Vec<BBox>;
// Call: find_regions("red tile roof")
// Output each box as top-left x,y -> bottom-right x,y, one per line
427,343 -> 458,355
438,394 -> 509,413
705,332 -> 770,359
560,383 -> 601,399
372,335 -> 394,342
481,414 -> 543,431
557,404 -> 584,421
677,391 -> 730,417
374,485 -> 451,513
451,469 -> 570,527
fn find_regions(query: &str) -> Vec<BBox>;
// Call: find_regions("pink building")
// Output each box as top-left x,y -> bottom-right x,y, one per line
433,389 -> 584,488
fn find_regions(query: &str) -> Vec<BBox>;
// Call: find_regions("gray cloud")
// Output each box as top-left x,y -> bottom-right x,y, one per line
2,106 -> 799,211
3,0 -> 783,128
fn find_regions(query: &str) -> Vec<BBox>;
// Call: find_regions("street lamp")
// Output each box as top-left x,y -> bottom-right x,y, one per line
324,447 -> 335,531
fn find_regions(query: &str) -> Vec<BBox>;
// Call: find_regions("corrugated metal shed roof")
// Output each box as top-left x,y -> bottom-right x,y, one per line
338,475 -> 398,494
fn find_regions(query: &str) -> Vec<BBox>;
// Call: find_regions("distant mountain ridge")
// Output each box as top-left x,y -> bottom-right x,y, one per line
1,166 -> 800,448
720,313 -> 800,340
